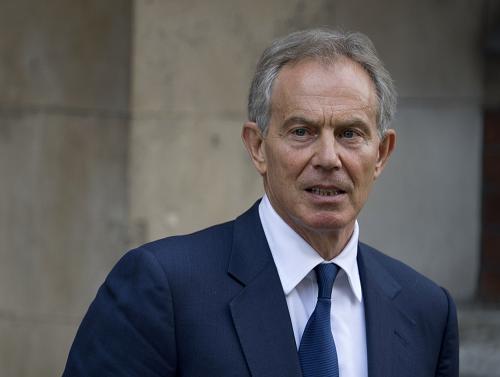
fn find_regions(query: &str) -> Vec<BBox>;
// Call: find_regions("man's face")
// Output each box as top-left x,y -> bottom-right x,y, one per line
244,58 -> 395,240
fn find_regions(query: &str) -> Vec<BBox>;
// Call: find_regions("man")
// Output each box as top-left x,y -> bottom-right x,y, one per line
63,29 -> 459,377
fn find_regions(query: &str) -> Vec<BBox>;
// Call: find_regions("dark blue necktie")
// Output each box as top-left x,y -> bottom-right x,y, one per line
298,263 -> 339,377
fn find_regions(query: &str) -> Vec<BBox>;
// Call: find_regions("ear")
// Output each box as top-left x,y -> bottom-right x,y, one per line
242,121 -> 267,175
373,129 -> 396,179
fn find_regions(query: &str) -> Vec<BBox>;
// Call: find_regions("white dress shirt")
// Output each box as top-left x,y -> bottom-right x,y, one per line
259,195 -> 368,377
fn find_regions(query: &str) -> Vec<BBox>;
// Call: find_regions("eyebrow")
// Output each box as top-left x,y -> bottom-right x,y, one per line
281,115 -> 372,132
281,116 -> 321,131
338,120 -> 376,140
335,118 -> 370,129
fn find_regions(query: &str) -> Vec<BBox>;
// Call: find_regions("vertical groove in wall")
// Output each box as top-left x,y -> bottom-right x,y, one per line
479,110 -> 500,301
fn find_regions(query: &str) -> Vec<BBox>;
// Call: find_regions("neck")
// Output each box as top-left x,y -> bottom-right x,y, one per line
263,192 -> 356,260
296,224 -> 355,260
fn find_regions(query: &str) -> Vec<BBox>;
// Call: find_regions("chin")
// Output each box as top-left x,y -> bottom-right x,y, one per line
300,213 -> 353,233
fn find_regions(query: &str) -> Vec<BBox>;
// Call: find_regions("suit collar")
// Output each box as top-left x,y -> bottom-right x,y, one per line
358,243 -> 401,299
227,200 -> 271,285
358,243 -> 417,377
227,204 -> 419,377
259,194 -> 362,302
228,201 -> 302,377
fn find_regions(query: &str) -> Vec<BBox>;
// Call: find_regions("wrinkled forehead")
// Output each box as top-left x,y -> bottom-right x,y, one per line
270,58 -> 378,120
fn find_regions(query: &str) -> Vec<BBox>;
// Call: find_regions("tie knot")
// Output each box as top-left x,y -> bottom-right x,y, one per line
314,263 -> 339,299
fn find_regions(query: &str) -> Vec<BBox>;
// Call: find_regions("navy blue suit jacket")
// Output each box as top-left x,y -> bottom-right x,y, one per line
63,202 -> 459,376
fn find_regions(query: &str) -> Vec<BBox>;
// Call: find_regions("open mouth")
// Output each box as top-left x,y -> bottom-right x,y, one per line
306,187 -> 345,196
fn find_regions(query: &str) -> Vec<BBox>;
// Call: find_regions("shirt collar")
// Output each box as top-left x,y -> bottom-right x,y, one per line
258,194 -> 362,302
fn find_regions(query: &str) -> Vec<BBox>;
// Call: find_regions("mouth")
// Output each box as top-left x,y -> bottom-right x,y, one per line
306,187 -> 346,197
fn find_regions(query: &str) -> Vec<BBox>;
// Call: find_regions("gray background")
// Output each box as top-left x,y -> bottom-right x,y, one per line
0,0 -> 498,376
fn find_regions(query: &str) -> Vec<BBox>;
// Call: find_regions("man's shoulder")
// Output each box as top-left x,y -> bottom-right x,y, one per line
359,242 -> 430,280
104,220 -> 237,293
110,201 -> 263,286
126,219 -> 236,275
358,241 -> 453,306
142,220 -> 234,255
138,200 -> 261,259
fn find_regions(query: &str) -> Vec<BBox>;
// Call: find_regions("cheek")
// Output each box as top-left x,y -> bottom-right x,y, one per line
267,146 -> 302,174
264,149 -> 289,186
346,151 -> 379,186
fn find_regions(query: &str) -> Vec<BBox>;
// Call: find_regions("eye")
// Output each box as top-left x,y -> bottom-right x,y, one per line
286,126 -> 317,143
341,129 -> 356,139
292,127 -> 309,137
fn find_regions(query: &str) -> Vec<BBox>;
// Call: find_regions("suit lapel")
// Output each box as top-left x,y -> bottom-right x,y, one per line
228,203 -> 302,377
227,205 -> 420,377
358,244 -> 416,377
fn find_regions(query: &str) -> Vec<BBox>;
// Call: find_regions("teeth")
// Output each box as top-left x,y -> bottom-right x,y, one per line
310,188 -> 341,196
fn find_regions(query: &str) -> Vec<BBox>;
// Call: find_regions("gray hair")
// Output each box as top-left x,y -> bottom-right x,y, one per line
247,28 -> 397,137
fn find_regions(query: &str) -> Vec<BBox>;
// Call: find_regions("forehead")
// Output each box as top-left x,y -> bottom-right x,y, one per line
270,58 -> 377,119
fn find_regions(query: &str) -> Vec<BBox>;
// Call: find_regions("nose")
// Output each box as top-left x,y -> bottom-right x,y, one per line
311,132 -> 342,170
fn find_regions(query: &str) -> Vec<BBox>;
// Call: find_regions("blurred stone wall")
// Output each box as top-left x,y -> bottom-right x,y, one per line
129,0 -> 483,300
0,0 -> 487,376
0,1 -> 131,376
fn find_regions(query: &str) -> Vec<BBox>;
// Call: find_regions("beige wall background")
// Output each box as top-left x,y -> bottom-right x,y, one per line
0,1 -> 497,376
131,0 -> 484,298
